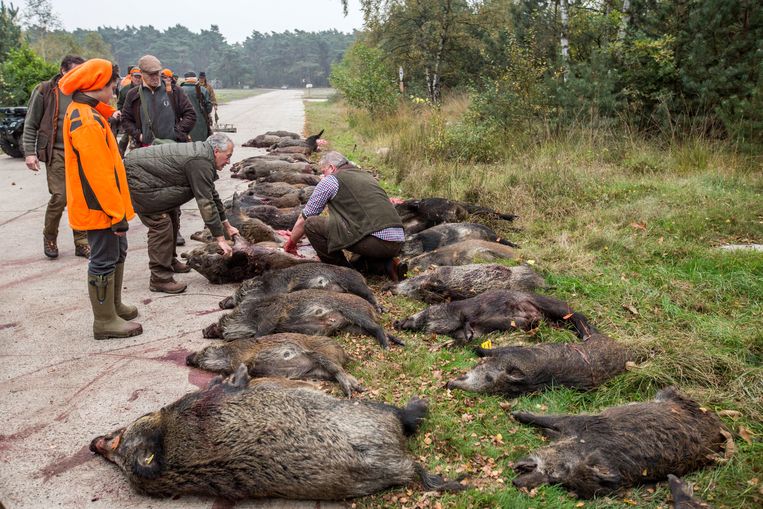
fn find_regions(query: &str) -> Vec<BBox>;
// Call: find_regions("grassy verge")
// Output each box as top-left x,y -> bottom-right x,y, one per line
306,99 -> 762,508
215,88 -> 273,104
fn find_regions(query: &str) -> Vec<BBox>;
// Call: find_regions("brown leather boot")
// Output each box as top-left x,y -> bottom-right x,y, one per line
44,237 -> 58,258
75,244 -> 91,258
149,276 -> 187,294
171,258 -> 191,273
88,272 -> 143,340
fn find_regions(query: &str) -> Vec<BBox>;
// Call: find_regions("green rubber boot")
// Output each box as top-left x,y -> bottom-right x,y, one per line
113,263 -> 138,320
88,272 -> 143,340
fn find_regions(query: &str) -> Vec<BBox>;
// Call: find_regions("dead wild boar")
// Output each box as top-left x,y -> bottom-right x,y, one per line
401,223 -> 518,258
668,475 -> 713,509
446,333 -> 629,397
406,239 -> 517,272
181,236 -> 311,284
390,263 -> 546,303
204,289 -> 403,348
90,368 -> 465,500
256,171 -> 321,186
191,195 -> 283,245
268,129 -> 324,153
218,262 -> 381,312
230,158 -> 315,181
239,184 -> 314,209
394,289 -> 595,344
249,181 -> 314,198
238,204 -> 302,230
186,333 -> 364,397
265,130 -> 301,139
511,387 -> 727,498
395,197 -> 517,234
242,134 -> 284,147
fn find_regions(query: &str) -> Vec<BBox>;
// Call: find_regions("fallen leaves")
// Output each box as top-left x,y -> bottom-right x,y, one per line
622,304 -> 639,316
739,425 -> 753,445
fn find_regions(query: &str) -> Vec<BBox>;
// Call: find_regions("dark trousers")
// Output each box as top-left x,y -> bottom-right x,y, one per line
304,216 -> 402,266
44,149 -> 87,246
138,209 -> 180,280
87,228 -> 127,275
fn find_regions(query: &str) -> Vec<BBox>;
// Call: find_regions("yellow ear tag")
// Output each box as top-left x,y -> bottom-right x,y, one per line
145,453 -> 154,465
480,340 -> 493,350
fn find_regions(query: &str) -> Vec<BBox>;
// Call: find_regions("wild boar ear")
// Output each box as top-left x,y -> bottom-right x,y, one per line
130,427 -> 164,479
582,454 -> 621,488
504,365 -> 525,381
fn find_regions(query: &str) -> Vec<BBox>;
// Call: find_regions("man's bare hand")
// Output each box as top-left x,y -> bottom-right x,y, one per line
25,155 -> 40,171
111,110 -> 122,120
282,239 -> 299,255
217,239 -> 233,257
225,224 -> 239,238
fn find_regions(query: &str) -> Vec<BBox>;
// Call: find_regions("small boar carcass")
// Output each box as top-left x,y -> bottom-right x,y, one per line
237,204 -> 302,230
511,387 -> 727,498
394,289 -> 596,344
390,263 -> 546,303
204,289 -> 402,348
265,130 -> 301,139
230,158 -> 315,180
242,134 -> 284,148
219,262 -> 381,312
268,129 -> 324,153
401,223 -> 518,258
90,369 -> 465,500
256,171 -> 321,186
406,239 -> 517,272
446,333 -> 629,397
192,194 -> 282,245
186,333 -> 364,397
395,197 -> 517,234
181,236 -> 311,284
239,184 -> 314,209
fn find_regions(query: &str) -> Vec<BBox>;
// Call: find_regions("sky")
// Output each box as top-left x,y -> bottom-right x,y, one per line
49,0 -> 365,43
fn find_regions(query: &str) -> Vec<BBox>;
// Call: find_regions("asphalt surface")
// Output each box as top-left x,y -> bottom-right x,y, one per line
0,90 -> 341,509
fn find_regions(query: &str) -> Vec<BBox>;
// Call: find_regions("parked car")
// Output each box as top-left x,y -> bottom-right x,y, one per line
0,106 -> 26,158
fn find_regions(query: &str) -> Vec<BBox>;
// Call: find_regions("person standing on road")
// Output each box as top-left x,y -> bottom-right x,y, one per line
58,58 -> 143,340
180,72 -> 213,142
22,54 -> 91,259
198,71 -> 218,124
123,133 -> 239,294
116,66 -> 141,155
283,151 -> 407,281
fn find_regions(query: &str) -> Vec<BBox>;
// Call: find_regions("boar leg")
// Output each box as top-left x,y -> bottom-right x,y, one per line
218,295 -> 236,309
415,464 -> 467,492
305,351 -> 364,397
349,312 -> 404,348
511,412 -> 574,438
203,321 -> 223,339
531,294 -> 597,339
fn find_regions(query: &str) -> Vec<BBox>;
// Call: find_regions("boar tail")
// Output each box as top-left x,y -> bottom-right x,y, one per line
415,464 -> 467,492
399,397 -> 429,436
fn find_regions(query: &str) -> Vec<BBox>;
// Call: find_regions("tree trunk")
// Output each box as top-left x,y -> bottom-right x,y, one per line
429,0 -> 452,104
618,0 -> 631,42
559,0 -> 570,82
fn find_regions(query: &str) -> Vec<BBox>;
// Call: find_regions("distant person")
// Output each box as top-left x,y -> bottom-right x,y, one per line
283,151 -> 407,282
198,71 -> 218,124
116,66 -> 141,155
22,54 -> 90,259
58,58 -> 143,340
180,71 -> 213,142
124,133 -> 239,294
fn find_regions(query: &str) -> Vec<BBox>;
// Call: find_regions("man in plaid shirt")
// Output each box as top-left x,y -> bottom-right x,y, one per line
283,151 -> 407,281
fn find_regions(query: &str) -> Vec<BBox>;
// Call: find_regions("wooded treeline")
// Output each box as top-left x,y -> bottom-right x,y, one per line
334,0 -> 762,145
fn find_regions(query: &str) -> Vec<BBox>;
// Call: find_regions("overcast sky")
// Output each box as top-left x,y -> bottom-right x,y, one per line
49,0 -> 365,43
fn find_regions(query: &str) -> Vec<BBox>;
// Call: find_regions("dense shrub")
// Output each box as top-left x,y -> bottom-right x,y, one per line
0,45 -> 57,105
330,42 -> 398,115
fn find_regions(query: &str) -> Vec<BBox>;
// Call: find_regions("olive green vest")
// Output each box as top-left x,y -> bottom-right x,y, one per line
327,168 -> 403,252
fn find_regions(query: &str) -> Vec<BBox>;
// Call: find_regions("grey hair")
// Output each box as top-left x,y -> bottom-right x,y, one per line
206,133 -> 233,151
319,151 -> 350,169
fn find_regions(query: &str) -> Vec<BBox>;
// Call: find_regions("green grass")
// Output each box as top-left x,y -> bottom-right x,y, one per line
306,98 -> 763,508
215,88 -> 273,104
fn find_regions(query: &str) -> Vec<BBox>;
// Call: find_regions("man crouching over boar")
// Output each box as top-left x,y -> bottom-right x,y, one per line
124,133 -> 239,293
59,59 -> 142,340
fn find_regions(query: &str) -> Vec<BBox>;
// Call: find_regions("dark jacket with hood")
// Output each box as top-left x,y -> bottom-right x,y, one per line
121,82 -> 196,145
124,141 -> 227,236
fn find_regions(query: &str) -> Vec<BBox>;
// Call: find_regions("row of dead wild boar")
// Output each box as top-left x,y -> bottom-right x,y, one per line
89,131 -> 723,507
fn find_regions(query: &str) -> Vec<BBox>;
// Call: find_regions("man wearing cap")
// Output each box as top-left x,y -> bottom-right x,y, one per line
198,71 -> 218,123
180,72 -> 213,142
59,58 -> 143,340
22,54 -> 90,259
283,151 -> 407,281
124,133 -> 239,293
121,55 -> 195,147
116,66 -> 141,155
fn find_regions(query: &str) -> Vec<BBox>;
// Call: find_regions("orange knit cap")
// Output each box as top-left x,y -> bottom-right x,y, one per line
58,58 -> 114,95
162,68 -> 173,78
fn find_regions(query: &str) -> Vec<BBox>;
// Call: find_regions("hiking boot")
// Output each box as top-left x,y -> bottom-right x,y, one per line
384,258 -> 407,283
175,233 -> 186,246
171,258 -> 191,273
75,244 -> 91,258
149,277 -> 187,294
44,237 -> 58,258
114,263 -> 138,320
88,272 -> 143,340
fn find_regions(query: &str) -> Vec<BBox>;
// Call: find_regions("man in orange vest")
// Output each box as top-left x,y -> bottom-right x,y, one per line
59,59 -> 143,340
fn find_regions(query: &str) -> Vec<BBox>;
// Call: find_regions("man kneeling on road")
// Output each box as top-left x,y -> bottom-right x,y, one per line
283,151 -> 407,281
124,133 -> 239,293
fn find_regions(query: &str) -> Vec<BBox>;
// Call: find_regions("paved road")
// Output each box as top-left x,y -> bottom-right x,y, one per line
0,90 -> 339,508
